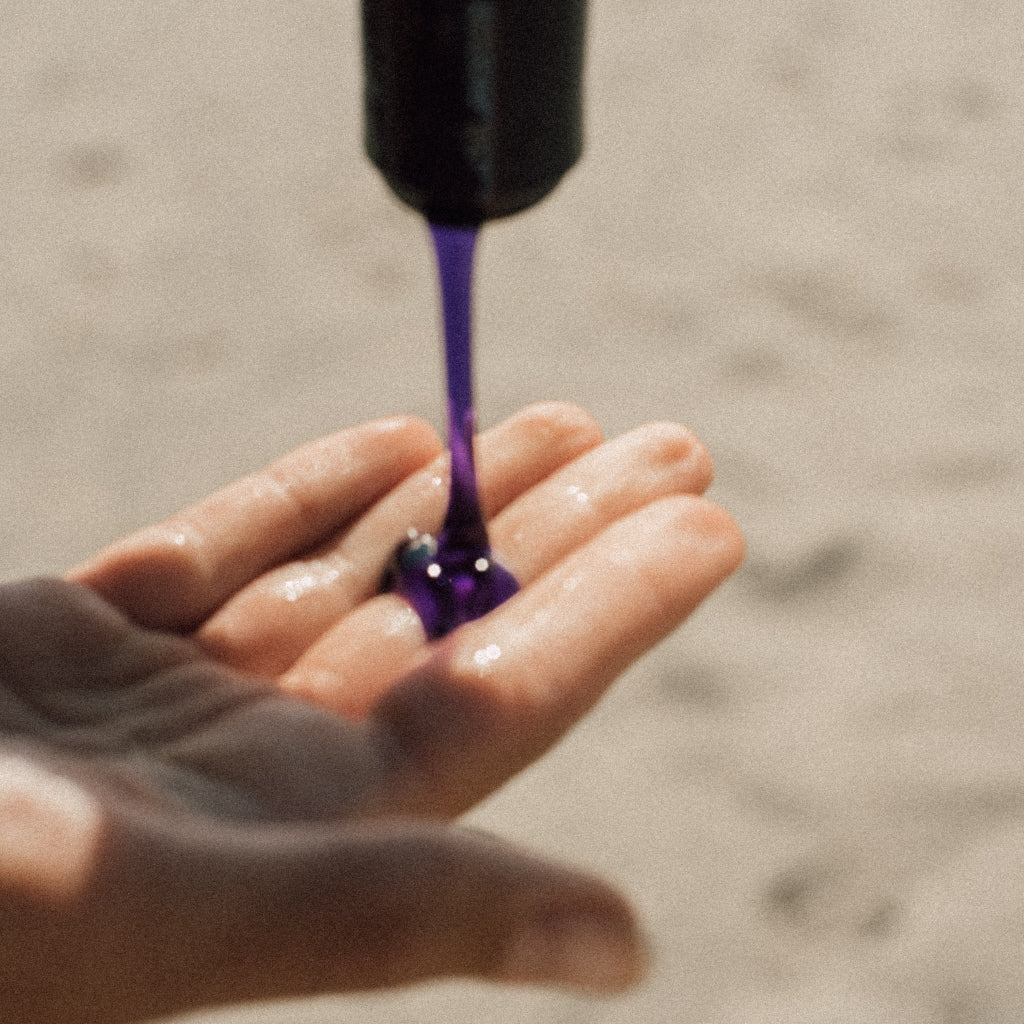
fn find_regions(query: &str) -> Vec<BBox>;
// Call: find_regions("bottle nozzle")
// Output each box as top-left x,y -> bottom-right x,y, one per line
362,0 -> 586,225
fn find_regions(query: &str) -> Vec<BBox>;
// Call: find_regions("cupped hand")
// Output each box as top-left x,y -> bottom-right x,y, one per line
0,403 -> 742,1023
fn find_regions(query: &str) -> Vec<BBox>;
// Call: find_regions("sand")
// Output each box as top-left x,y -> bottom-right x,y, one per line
1,0 -> 1022,1021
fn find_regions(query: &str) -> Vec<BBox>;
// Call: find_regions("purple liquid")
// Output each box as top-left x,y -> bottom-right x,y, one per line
385,223 -> 519,640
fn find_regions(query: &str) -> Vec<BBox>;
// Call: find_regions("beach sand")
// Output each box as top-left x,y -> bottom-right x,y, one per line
2,1 -> 1022,1021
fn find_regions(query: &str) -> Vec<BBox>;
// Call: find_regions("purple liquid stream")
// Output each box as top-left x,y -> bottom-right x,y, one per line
385,223 -> 519,640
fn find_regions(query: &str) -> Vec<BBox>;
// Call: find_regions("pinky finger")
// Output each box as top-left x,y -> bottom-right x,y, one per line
67,417 -> 442,633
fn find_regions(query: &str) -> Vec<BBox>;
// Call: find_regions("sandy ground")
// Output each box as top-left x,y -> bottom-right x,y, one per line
2,1 -> 1023,1021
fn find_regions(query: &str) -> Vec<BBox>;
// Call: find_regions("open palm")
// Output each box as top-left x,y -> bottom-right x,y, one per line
0,402 -> 742,1023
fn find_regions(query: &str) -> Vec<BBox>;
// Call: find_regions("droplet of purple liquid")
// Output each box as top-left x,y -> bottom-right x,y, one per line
385,223 -> 519,640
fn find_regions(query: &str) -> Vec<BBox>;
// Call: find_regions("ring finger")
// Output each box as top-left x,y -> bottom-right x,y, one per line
197,402 -> 604,675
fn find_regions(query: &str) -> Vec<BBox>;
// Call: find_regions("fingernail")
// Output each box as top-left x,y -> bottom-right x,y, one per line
501,910 -> 648,993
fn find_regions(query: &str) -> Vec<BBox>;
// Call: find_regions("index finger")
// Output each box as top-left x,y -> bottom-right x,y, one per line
368,495 -> 746,819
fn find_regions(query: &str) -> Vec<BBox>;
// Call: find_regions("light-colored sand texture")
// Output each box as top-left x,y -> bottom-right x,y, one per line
2,1 -> 1022,1021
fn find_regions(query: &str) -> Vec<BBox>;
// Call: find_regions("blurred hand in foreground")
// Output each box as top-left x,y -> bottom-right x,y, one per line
0,402 -> 742,1023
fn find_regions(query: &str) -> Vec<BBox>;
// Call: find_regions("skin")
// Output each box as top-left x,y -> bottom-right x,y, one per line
0,402 -> 743,1023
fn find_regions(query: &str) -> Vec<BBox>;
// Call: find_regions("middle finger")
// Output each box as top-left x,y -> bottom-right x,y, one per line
281,421 -> 714,716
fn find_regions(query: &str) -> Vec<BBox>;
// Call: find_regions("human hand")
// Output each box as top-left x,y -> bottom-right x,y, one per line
0,403 -> 742,1023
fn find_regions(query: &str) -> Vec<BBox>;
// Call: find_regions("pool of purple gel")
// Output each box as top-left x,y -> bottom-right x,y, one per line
385,223 -> 520,640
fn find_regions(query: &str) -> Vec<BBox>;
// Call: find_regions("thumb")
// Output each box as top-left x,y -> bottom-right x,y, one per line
247,823 -> 648,994
66,818 -> 648,1021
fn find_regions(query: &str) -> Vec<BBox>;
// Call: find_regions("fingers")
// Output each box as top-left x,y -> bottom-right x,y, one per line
282,422 -> 715,718
370,496 -> 745,818
67,416 -> 444,633
198,402 -> 604,676
280,595 -> 429,719
491,420 -> 714,580
473,400 -> 606,516
32,817 -> 644,1022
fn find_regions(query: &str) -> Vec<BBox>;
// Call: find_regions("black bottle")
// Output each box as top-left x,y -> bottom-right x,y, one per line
362,0 -> 586,225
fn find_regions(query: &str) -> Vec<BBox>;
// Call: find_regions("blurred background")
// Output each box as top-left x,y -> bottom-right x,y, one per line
2,1 -> 1022,1021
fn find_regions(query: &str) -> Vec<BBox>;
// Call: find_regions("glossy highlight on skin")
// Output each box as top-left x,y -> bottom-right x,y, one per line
385,223 -> 519,640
